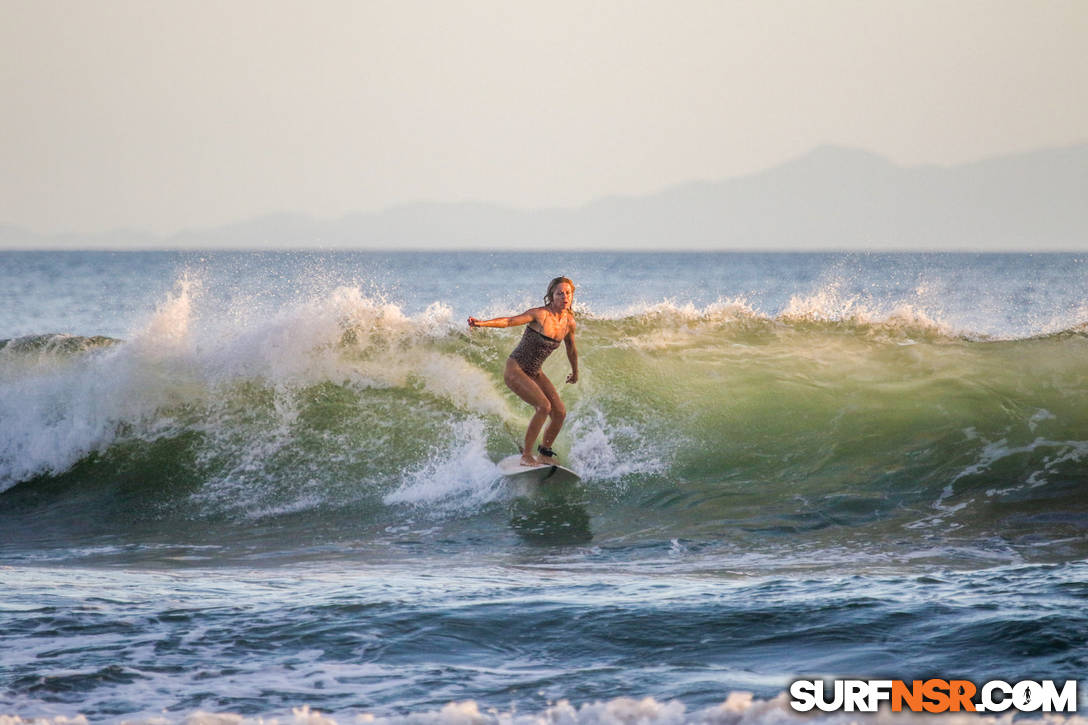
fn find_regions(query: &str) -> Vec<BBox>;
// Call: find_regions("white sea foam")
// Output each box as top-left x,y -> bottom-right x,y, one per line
951,435 -> 1088,490
568,408 -> 671,483
382,418 -> 507,512
0,279 -> 202,490
5,692 -> 1086,725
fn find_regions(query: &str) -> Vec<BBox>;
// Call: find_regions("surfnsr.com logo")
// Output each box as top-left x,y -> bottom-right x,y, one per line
789,679 -> 1079,713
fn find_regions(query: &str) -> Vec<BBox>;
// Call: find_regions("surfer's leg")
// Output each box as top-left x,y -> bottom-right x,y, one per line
503,358 -> 551,465
534,373 -> 565,463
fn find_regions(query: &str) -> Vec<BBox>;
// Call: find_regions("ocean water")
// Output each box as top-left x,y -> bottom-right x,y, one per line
1,250 -> 1086,724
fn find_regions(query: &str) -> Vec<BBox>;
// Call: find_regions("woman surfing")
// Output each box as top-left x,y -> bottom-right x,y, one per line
468,277 -> 579,467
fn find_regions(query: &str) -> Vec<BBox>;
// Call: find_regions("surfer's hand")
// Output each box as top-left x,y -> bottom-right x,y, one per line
467,317 -> 478,328
566,371 -> 578,384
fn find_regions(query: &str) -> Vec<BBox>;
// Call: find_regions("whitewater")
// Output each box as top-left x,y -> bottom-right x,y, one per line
1,251 -> 1086,723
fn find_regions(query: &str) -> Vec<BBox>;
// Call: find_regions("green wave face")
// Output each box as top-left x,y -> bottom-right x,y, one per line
3,299 -> 1087,566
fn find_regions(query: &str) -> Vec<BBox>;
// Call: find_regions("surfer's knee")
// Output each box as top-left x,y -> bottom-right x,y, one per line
550,401 -> 566,420
534,399 -> 552,417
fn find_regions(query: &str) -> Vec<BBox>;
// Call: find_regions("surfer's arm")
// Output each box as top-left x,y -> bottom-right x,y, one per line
468,310 -> 538,329
564,327 -> 578,384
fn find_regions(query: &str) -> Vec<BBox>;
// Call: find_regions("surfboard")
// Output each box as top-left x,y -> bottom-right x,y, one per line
497,454 -> 581,485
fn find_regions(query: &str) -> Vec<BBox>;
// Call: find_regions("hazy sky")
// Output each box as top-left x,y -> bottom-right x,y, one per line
2,0 -> 1086,236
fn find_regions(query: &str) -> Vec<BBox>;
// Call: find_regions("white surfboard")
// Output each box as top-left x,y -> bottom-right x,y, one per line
497,454 -> 581,485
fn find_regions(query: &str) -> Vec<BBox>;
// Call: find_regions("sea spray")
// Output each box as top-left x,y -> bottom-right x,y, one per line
0,279 -> 202,489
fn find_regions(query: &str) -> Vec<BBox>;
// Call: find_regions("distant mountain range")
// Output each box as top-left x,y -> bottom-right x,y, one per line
4,144 -> 1086,250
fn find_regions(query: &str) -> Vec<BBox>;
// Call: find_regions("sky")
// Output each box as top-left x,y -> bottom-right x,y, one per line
2,0 -> 1086,237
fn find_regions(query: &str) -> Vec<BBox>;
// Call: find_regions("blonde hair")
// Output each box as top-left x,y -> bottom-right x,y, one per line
544,276 -> 575,306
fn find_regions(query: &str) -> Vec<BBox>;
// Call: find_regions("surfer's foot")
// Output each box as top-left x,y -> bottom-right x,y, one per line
519,454 -> 539,466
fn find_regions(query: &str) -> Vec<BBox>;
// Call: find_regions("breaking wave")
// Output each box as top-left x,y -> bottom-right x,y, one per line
2,278 -> 1087,563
